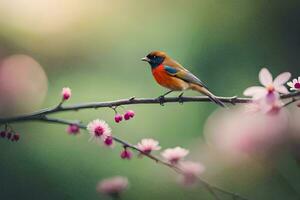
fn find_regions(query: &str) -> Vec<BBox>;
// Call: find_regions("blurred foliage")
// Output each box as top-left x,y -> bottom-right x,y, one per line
0,0 -> 299,199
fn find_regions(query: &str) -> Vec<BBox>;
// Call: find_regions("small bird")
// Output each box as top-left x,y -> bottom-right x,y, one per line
141,51 -> 225,107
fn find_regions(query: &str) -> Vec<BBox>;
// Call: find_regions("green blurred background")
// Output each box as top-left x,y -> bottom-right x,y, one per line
0,0 -> 299,199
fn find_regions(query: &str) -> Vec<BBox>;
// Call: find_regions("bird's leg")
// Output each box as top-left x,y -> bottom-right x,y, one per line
158,90 -> 173,106
178,92 -> 184,104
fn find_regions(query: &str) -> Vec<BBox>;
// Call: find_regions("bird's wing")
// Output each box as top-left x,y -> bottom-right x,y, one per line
164,66 -> 209,89
163,58 -> 188,71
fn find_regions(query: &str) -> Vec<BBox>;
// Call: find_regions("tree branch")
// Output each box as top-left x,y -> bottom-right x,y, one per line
39,116 -> 248,200
0,92 -> 299,124
1,92 -> 299,199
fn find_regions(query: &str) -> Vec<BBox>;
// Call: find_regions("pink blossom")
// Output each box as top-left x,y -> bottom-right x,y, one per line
124,110 -> 135,120
97,176 -> 128,196
114,114 -> 123,123
243,68 -> 290,100
66,124 -> 80,135
205,107 -> 289,162
120,149 -> 132,159
87,119 -> 111,142
287,77 -> 300,91
262,99 -> 284,115
257,93 -> 283,115
61,87 -> 71,100
136,138 -> 161,154
161,147 -> 189,164
179,161 -> 205,186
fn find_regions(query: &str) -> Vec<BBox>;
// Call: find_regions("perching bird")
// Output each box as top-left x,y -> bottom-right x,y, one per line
141,51 -> 225,107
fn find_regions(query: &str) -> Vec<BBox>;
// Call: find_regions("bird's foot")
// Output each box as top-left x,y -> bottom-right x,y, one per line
178,93 -> 184,104
157,95 -> 165,106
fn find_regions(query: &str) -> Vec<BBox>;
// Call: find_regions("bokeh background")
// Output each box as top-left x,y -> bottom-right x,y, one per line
0,0 -> 299,199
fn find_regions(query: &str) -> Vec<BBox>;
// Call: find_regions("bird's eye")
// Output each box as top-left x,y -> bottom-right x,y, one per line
153,56 -> 157,59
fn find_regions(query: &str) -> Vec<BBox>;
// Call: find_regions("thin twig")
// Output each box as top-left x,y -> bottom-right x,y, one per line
283,97 -> 300,107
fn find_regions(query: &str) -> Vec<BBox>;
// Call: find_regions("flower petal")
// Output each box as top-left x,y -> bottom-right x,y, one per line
243,86 -> 265,96
259,68 -> 273,86
293,79 -> 298,84
273,72 -> 291,87
287,81 -> 293,88
275,85 -> 289,94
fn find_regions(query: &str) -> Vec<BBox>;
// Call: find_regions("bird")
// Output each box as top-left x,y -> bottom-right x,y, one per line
141,50 -> 225,107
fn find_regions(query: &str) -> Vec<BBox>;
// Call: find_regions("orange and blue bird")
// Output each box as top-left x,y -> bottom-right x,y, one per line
141,51 -> 225,107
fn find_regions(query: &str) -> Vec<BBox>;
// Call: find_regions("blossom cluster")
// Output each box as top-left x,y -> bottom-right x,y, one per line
128,138 -> 204,186
85,117 -> 204,187
84,115 -> 204,197
95,138 -> 204,197
58,70 -> 299,199
87,119 -> 114,147
0,130 -> 20,142
244,68 -> 299,114
114,110 -> 135,123
205,68 -> 299,162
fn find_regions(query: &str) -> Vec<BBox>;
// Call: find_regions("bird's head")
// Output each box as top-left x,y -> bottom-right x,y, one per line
141,51 -> 168,68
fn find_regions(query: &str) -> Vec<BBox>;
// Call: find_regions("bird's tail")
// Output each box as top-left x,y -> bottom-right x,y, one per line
207,94 -> 226,108
190,84 -> 226,108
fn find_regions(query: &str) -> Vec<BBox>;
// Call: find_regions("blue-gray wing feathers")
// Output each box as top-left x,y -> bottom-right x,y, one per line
164,66 -> 208,89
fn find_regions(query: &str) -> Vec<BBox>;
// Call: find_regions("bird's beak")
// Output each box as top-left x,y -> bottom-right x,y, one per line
141,57 -> 150,62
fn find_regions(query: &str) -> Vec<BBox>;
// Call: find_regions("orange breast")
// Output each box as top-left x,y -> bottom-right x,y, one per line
151,65 -> 188,91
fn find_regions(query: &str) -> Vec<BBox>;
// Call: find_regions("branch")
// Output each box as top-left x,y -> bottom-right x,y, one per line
1,92 -> 299,199
0,92 -> 299,124
283,97 -> 300,107
39,116 -> 248,200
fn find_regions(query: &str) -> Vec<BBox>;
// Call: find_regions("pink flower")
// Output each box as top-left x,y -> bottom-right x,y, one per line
161,147 -> 189,164
120,148 -> 132,159
287,77 -> 300,91
245,94 -> 283,115
61,87 -> 71,100
66,124 -> 80,135
114,114 -> 123,123
244,68 -> 290,100
87,119 -> 111,142
261,98 -> 284,115
124,110 -> 135,120
136,138 -> 161,154
97,176 -> 128,196
205,106 -> 289,162
179,161 -> 205,186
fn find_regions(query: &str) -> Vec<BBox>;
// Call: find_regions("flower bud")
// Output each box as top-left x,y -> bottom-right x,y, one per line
120,149 -> 132,160
61,87 -> 71,100
114,114 -> 123,123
